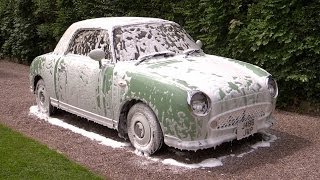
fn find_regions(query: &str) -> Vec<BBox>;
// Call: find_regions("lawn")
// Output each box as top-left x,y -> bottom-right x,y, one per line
0,123 -> 103,179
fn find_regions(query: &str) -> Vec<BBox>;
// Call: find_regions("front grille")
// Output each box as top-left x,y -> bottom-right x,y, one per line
211,103 -> 270,129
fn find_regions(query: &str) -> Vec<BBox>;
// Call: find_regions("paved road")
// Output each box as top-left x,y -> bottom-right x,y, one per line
1,60 -> 319,179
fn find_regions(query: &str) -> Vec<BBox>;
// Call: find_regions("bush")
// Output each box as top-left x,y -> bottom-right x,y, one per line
179,0 -> 320,110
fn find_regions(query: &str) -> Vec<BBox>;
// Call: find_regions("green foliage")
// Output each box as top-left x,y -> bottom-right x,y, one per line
0,0 -> 319,109
0,124 -> 102,179
226,0 -> 320,108
179,0 -> 320,109
0,0 -> 40,63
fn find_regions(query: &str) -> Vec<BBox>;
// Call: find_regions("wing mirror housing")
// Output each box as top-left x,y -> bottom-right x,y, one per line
89,49 -> 105,68
89,49 -> 105,61
196,40 -> 203,49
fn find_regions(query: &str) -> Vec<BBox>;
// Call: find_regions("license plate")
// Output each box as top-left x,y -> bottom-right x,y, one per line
237,118 -> 257,140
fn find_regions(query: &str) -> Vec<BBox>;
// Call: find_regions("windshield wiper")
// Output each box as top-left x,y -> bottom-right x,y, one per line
183,48 -> 203,57
135,51 -> 175,65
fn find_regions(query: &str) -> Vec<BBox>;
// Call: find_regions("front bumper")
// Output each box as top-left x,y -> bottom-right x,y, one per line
164,91 -> 276,151
164,115 -> 274,150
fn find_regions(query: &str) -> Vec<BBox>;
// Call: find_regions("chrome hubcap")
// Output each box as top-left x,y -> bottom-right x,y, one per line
131,113 -> 151,146
37,85 -> 48,113
134,122 -> 145,138
39,91 -> 45,104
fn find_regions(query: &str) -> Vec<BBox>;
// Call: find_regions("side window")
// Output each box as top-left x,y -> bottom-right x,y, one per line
67,29 -> 111,59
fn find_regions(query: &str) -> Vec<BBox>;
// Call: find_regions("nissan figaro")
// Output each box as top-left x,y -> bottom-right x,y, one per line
30,17 -> 278,155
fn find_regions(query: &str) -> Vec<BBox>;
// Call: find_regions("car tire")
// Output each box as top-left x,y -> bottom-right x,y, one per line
127,102 -> 163,155
36,79 -> 55,115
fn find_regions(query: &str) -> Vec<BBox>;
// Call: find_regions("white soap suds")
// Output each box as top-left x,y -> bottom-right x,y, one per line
29,106 -> 277,169
162,158 -> 223,169
237,132 -> 278,157
251,141 -> 271,149
251,133 -> 277,149
236,149 -> 255,158
29,106 -> 129,148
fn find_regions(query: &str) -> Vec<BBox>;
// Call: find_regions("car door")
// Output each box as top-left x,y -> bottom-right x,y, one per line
55,29 -> 115,127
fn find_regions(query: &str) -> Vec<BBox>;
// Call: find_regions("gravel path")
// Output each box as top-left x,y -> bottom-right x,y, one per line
1,60 -> 319,179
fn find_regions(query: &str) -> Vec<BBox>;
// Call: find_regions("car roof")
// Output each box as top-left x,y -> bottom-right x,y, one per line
54,17 -> 172,55
72,17 -> 170,29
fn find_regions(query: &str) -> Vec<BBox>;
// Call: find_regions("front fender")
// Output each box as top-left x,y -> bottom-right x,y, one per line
120,72 -> 204,141
29,53 -> 58,99
30,56 -> 46,92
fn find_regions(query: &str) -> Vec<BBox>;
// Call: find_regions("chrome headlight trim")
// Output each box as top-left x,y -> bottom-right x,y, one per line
187,90 -> 211,116
266,76 -> 278,98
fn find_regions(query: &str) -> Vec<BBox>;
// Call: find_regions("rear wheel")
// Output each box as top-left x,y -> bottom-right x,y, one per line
127,103 -> 163,155
36,79 -> 54,115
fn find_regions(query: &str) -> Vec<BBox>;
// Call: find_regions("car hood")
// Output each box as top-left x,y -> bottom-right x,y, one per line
131,54 -> 270,101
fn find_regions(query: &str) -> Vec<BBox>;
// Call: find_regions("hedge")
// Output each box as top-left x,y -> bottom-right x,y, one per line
0,0 -> 319,111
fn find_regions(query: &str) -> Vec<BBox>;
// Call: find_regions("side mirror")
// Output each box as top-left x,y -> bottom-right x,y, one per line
89,49 -> 105,61
196,40 -> 203,48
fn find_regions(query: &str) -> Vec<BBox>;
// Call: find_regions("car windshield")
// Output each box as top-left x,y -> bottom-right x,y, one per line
113,23 -> 198,61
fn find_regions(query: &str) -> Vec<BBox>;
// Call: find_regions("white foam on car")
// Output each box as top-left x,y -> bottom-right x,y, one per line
29,106 -> 277,169
29,106 -> 129,148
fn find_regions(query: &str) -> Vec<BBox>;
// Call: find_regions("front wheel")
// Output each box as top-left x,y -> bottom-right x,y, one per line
127,103 -> 163,155
35,79 -> 54,115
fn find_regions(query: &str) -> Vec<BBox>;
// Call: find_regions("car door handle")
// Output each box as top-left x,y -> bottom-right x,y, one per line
118,80 -> 127,87
58,65 -> 65,71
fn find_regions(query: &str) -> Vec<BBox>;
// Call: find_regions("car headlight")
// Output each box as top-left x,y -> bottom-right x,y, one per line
188,91 -> 211,116
267,76 -> 278,98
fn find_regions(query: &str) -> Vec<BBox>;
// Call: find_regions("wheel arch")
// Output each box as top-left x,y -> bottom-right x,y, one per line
117,99 -> 165,139
33,75 -> 43,93
117,99 -> 142,138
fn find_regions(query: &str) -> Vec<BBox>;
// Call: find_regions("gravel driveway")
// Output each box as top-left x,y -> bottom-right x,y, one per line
1,60 -> 319,179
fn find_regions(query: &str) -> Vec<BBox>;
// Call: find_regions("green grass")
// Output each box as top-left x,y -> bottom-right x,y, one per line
0,123 -> 103,180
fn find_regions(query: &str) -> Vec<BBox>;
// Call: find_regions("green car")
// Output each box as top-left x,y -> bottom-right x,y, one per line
30,17 -> 278,155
